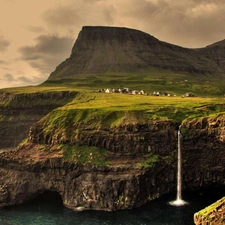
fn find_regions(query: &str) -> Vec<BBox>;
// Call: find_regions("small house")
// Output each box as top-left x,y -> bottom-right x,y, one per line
132,90 -> 139,95
139,90 -> 145,95
105,88 -> 112,93
153,91 -> 160,96
185,92 -> 194,97
122,88 -> 129,93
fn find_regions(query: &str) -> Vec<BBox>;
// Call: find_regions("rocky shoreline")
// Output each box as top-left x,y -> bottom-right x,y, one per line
0,145 -> 164,211
0,114 -> 225,217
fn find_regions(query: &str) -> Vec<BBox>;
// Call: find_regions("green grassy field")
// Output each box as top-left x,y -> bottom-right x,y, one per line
35,91 -> 225,137
1,68 -> 225,126
1,73 -> 224,123
42,68 -> 225,97
1,65 -> 225,97
0,85 -> 74,94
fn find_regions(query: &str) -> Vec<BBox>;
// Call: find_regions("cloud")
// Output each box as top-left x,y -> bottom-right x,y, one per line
0,73 -> 46,89
0,36 -> 10,52
110,0 -> 225,47
42,0 -> 225,48
172,0 -> 225,47
17,75 -> 45,84
117,0 -> 165,18
19,35 -> 74,74
43,5 -> 80,27
17,76 -> 32,83
42,1 -> 115,34
27,26 -> 46,33
4,73 -> 15,82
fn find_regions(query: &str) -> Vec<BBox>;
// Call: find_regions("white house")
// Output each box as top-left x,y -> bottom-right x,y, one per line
105,88 -> 112,93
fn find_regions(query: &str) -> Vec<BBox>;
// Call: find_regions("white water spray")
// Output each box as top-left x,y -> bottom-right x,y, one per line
169,125 -> 188,206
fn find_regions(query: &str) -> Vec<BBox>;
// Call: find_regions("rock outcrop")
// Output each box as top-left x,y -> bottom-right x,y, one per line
0,144 -> 173,211
181,114 -> 225,190
194,197 -> 225,225
48,26 -> 225,80
0,91 -> 76,148
29,119 -> 178,155
0,114 -> 225,214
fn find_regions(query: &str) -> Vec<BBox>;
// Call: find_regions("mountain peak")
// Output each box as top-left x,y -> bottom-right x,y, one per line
206,39 -> 225,48
71,26 -> 159,53
48,26 -> 224,80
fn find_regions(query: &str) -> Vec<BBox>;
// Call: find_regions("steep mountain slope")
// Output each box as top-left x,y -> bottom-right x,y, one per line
48,26 -> 224,80
197,39 -> 225,70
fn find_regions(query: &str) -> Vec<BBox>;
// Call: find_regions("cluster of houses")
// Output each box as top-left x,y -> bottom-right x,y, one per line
98,88 -> 170,96
102,88 -> 146,95
98,87 -> 195,97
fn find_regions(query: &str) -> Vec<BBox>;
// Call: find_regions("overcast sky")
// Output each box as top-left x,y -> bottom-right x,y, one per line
1,0 -> 225,89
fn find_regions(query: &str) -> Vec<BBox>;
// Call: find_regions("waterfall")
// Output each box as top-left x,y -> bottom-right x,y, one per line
169,125 -> 188,206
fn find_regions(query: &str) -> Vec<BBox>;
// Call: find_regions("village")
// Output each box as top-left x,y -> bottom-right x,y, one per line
98,87 -> 195,97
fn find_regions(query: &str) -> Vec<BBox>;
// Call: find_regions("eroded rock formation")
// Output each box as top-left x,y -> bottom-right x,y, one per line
29,120 -> 178,155
0,91 -> 76,148
0,144 -> 173,211
0,114 -> 225,214
194,197 -> 225,225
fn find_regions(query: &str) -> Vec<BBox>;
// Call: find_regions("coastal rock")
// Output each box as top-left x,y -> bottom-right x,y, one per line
29,120 -> 178,155
194,197 -> 225,225
0,146 -> 172,211
0,115 -> 225,213
0,91 -> 76,148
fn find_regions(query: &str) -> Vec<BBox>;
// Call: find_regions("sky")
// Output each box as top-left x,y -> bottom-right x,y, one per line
1,0 -> 225,89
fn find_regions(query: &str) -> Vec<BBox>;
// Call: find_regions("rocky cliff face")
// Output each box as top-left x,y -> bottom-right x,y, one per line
182,114 -> 225,190
0,114 -> 225,213
48,26 -> 223,80
28,113 -> 225,191
194,197 -> 225,225
0,144 -> 173,211
29,119 -> 178,155
0,91 -> 76,148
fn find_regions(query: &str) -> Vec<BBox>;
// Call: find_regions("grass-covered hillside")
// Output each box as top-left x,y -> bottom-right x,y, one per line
35,91 -> 225,131
20,87 -> 224,164
43,69 -> 225,97
1,73 -> 225,126
1,78 -> 225,165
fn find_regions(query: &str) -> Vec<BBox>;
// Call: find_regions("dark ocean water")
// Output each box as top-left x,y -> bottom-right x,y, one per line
0,188 -> 224,225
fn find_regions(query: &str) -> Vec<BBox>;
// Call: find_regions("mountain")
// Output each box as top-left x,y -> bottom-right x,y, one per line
48,26 -> 225,80
197,39 -> 225,70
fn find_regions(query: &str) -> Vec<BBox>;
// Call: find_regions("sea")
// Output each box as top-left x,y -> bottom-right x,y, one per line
0,188 -> 224,225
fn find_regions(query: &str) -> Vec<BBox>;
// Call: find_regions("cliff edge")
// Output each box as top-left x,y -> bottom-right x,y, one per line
0,114 -> 225,214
